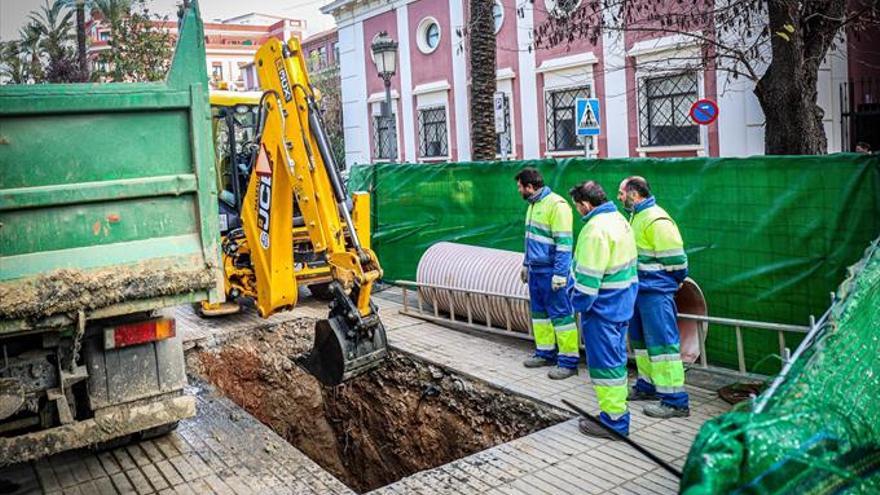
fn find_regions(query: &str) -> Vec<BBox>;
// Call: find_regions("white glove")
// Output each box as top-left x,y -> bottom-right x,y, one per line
520,266 -> 528,284
551,275 -> 567,291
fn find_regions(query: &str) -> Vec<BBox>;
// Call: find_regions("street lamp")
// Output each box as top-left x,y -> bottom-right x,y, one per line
370,31 -> 398,161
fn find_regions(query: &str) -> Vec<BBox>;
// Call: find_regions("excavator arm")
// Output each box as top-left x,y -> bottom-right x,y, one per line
238,37 -> 387,385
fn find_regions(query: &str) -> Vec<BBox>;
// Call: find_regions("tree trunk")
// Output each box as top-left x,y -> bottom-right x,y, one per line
76,1 -> 88,81
755,0 -> 844,155
469,0 -> 497,161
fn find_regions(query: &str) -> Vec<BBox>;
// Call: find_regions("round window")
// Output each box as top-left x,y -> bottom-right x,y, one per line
544,0 -> 581,17
493,1 -> 504,33
417,17 -> 442,54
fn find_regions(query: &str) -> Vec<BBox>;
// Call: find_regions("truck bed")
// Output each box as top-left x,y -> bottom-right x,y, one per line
0,5 -> 221,333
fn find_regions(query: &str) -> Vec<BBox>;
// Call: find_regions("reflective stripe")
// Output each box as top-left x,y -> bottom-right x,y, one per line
638,247 -> 685,258
638,262 -> 664,271
600,276 -> 639,289
655,247 -> 685,257
638,262 -> 688,272
555,323 -> 577,332
575,264 -> 604,278
605,258 -> 637,275
532,318 -> 551,325
574,283 -> 598,296
592,377 -> 628,387
605,410 -> 629,421
528,219 -> 553,231
557,244 -> 572,252
558,351 -> 579,357
649,353 -> 682,363
526,231 -> 554,245
655,385 -> 687,394
634,349 -> 648,356
535,344 -> 556,351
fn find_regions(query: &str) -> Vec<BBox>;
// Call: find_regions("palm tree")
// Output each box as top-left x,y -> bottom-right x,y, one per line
93,0 -> 133,27
59,0 -> 91,80
29,0 -> 77,82
468,0 -> 497,161
18,22 -> 44,83
0,41 -> 29,84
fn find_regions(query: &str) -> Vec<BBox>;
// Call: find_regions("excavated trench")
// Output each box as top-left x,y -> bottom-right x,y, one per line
187,318 -> 568,493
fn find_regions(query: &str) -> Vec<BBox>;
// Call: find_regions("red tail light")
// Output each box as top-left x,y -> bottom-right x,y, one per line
104,318 -> 176,350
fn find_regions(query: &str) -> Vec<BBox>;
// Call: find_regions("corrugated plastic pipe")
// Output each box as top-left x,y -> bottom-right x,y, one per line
416,242 -> 531,333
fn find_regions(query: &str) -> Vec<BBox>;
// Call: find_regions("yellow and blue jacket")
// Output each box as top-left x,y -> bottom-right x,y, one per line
630,197 -> 688,293
524,187 -> 573,276
570,202 -> 638,322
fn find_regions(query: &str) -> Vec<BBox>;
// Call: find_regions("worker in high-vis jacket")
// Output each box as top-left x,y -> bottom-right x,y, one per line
618,176 -> 690,418
568,181 -> 638,438
515,168 -> 579,380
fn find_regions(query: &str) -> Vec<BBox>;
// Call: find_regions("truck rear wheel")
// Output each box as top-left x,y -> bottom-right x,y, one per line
140,421 -> 180,440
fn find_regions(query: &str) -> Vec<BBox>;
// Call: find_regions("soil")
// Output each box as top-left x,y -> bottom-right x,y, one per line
0,263 -> 216,321
188,319 -> 568,493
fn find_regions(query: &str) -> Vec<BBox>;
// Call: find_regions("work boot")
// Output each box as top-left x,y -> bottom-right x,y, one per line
578,418 -> 622,440
629,387 -> 659,401
643,403 -> 690,418
523,356 -> 555,368
547,367 -> 578,380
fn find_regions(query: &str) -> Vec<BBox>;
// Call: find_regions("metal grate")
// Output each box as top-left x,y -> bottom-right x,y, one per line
545,86 -> 591,152
639,72 -> 700,147
495,92 -> 513,157
419,106 -> 448,158
373,115 -> 397,160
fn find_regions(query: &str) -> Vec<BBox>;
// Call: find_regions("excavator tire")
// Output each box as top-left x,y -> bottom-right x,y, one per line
307,283 -> 335,301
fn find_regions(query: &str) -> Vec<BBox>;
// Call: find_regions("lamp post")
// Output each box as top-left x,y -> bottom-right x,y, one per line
370,31 -> 398,162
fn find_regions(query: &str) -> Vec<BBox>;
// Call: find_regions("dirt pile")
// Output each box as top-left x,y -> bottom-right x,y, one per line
188,319 -> 567,493
0,263 -> 216,321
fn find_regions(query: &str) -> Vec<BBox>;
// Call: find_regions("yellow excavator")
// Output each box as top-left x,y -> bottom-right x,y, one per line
206,90 -> 343,303
205,37 -> 388,386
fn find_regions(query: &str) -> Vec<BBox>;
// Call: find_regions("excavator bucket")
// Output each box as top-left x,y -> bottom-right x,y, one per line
304,316 -> 388,386
300,283 -> 388,386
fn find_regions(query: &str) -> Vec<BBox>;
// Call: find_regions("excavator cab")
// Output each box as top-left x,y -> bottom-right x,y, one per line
210,38 -> 388,385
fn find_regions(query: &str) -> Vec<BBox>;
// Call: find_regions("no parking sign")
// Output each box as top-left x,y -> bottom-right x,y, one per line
690,99 -> 718,125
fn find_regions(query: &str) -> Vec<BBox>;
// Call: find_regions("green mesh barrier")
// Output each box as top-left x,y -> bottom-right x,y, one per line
681,235 -> 880,494
349,155 -> 880,373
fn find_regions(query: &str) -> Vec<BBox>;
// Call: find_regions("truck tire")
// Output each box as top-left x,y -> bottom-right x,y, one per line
93,434 -> 136,453
308,283 -> 335,301
140,421 -> 180,440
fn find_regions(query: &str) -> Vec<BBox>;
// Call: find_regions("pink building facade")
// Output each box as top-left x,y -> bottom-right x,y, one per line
322,0 -> 867,167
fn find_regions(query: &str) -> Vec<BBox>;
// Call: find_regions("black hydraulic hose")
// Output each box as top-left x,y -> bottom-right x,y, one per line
226,112 -> 242,210
304,91 -> 347,203
561,399 -> 684,480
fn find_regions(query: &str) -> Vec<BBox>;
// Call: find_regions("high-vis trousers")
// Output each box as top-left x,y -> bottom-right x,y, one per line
528,271 -> 578,369
581,313 -> 630,436
629,291 -> 689,409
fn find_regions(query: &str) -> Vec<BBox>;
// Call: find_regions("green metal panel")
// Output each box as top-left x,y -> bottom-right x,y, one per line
0,112 -> 193,189
0,1 -> 222,323
1,196 -> 198,257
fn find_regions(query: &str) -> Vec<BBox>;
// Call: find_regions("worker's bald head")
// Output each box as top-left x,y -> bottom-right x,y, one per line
618,176 -> 651,211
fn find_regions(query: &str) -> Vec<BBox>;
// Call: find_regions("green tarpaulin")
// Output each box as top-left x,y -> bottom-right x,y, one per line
349,154 -> 880,373
681,234 -> 880,494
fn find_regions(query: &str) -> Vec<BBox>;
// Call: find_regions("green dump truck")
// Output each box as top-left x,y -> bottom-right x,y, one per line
0,3 -> 220,464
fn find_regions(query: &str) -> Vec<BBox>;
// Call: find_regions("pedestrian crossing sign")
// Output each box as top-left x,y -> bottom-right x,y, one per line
576,98 -> 601,136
